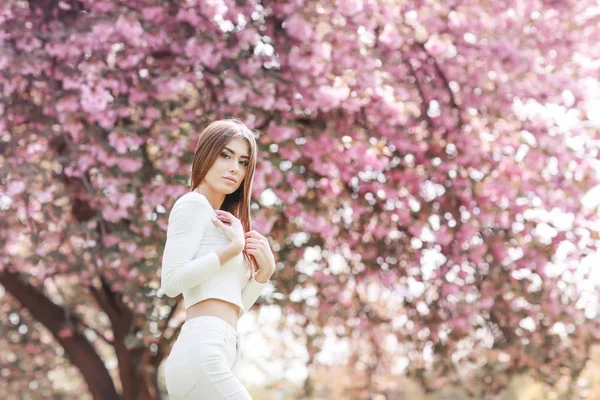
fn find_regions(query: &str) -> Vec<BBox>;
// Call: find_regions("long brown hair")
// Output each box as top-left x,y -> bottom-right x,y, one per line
190,118 -> 259,276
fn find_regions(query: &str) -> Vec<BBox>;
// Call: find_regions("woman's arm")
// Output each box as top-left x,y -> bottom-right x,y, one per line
239,230 -> 276,315
239,268 -> 271,315
161,197 -> 234,298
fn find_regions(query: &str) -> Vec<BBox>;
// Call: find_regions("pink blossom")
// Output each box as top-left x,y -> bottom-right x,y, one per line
449,316 -> 471,334
424,34 -> 448,58
115,16 -> 144,43
56,95 -> 80,114
479,297 -> 495,309
224,78 -> 250,104
317,86 -> 350,112
90,1 -> 114,13
117,107 -> 130,118
135,303 -> 147,313
312,42 -> 332,59
142,225 -> 152,238
45,43 -> 82,60
142,7 -> 165,23
76,155 -> 95,172
175,8 -> 203,27
252,213 -> 276,234
286,47 -> 313,73
284,15 -> 313,42
58,327 -> 74,339
118,158 -> 143,172
490,242 -> 508,262
102,205 -> 129,222
338,0 -> 364,16
184,39 -> 222,69
161,158 -> 180,174
248,92 -> 276,109
273,188 -> 298,204
118,193 -> 136,209
118,53 -> 144,69
91,22 -> 115,41
103,234 -> 119,247
239,58 -> 263,77
379,24 -> 403,50
145,107 -> 161,120
129,88 -> 149,103
16,37 -> 42,52
62,76 -> 81,90
436,226 -> 453,246
237,28 -> 260,46
268,122 -> 299,142
199,0 -> 228,19
96,110 -> 117,129
7,181 -> 26,196
288,175 -> 308,196
108,131 -> 129,153
314,270 -> 333,283
80,84 -> 111,114
441,283 -> 461,297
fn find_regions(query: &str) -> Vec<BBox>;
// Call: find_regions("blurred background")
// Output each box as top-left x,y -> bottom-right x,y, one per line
1,0 -> 599,399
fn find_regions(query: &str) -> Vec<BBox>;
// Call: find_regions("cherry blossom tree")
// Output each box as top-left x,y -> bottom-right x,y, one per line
1,0 -> 599,398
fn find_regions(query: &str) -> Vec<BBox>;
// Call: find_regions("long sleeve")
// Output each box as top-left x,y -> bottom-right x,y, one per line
239,273 -> 269,316
160,197 -> 221,298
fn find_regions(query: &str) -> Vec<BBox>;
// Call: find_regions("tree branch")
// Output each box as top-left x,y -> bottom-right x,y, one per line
80,321 -> 114,347
0,268 -> 119,399
420,43 -> 465,128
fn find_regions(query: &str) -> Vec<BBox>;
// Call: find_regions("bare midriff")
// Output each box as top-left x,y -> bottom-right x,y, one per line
185,298 -> 240,330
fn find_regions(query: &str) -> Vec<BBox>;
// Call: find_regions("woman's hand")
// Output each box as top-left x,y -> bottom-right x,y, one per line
212,210 -> 245,251
244,230 -> 276,277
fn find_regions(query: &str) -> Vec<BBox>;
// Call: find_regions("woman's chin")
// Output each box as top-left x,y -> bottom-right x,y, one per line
220,184 -> 239,194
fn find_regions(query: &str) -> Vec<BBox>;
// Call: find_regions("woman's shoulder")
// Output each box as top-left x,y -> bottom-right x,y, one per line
171,191 -> 214,214
176,191 -> 211,204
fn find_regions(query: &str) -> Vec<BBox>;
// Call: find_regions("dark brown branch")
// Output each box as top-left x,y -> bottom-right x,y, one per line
80,322 -> 114,347
88,283 -> 119,324
420,43 -> 465,128
406,58 -> 436,130
0,268 -> 119,399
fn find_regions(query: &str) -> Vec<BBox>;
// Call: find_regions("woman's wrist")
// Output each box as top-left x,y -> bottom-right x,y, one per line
254,272 -> 270,284
216,243 -> 243,266
254,266 -> 274,283
228,241 -> 244,254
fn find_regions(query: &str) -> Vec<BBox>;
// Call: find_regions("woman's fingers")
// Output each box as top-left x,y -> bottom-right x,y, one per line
245,242 -> 264,252
213,215 -> 232,230
212,217 -> 223,230
215,210 -> 240,226
246,230 -> 267,242
216,214 -> 232,225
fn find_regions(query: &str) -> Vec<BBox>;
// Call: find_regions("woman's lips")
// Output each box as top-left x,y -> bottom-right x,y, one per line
223,177 -> 237,184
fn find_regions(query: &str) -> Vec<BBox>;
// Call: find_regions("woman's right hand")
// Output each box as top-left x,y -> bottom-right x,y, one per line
212,210 -> 245,251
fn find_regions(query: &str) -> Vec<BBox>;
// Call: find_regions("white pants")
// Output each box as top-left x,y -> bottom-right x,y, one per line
164,316 -> 252,399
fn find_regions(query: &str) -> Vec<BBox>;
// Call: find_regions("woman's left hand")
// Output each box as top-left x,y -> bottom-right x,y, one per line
244,230 -> 276,275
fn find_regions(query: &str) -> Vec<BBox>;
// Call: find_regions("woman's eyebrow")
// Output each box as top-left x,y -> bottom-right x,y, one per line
223,147 -> 250,159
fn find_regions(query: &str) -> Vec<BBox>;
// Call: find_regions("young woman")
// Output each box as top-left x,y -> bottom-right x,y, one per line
161,118 -> 276,399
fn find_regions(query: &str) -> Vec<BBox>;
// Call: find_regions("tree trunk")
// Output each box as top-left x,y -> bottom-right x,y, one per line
0,268 -> 120,400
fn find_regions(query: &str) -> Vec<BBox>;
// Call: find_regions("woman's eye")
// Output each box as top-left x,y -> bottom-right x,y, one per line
222,152 -> 248,166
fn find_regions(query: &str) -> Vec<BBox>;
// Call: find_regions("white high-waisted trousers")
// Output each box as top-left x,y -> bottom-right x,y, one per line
164,315 -> 252,399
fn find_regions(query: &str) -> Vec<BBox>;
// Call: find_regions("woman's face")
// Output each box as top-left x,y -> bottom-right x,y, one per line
205,137 -> 250,194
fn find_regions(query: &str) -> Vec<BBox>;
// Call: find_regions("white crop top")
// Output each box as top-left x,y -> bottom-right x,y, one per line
160,191 -> 269,316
